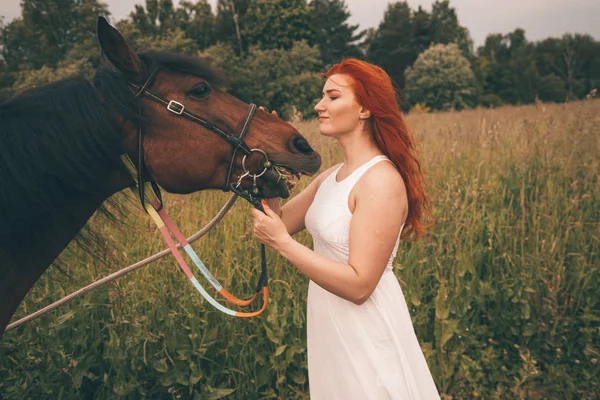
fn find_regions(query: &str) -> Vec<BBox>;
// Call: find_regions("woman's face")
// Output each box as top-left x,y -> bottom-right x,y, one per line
314,74 -> 366,138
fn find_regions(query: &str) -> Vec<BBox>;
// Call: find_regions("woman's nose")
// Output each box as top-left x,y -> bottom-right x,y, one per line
314,98 -> 325,112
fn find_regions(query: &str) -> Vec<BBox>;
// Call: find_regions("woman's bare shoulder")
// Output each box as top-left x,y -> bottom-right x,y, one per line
355,161 -> 407,206
366,160 -> 405,187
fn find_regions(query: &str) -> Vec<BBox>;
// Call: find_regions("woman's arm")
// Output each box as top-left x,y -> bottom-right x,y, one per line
252,162 -> 407,304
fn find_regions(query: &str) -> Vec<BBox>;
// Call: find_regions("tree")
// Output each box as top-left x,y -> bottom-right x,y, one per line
366,1 -> 472,93
309,0 -> 365,67
505,29 -> 539,103
404,43 -> 477,111
4,20 -> 198,95
0,0 -> 110,71
367,2 -> 414,89
213,0 -> 253,55
537,73 -> 568,103
429,0 -> 473,59
128,0 -> 215,50
242,0 -> 315,51
0,56 -> 16,99
476,29 -> 540,105
360,27 -> 377,55
129,1 -> 158,37
177,0 -> 215,50
535,34 -> 600,100
115,22 -> 200,55
411,6 -> 432,56
203,40 -> 323,120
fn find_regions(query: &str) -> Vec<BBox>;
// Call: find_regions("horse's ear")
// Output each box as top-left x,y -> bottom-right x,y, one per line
97,16 -> 147,81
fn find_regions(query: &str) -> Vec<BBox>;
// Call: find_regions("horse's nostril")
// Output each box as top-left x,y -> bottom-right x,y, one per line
290,135 -> 313,154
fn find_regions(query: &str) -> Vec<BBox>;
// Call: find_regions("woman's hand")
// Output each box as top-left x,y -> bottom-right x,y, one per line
251,200 -> 291,251
258,106 -> 278,118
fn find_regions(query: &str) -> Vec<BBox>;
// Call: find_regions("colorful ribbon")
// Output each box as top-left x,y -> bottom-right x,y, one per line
121,155 -> 268,317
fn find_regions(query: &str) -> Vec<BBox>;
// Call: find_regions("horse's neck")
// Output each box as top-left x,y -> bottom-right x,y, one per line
0,171 -> 131,339
0,250 -> 21,338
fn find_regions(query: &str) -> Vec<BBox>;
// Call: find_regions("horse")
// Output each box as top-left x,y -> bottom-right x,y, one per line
0,17 -> 321,339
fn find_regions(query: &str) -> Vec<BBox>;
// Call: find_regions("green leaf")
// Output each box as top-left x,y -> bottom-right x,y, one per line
206,388 -> 236,399
153,358 -> 169,373
160,373 -> 175,387
175,371 -> 188,386
410,293 -> 421,307
289,370 -> 306,385
523,302 -> 531,320
440,319 -> 458,349
190,371 -> 203,385
51,311 -> 76,327
264,325 -> 281,345
274,345 -> 287,356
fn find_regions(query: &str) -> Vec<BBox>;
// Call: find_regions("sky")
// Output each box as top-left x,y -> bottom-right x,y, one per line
1,0 -> 598,48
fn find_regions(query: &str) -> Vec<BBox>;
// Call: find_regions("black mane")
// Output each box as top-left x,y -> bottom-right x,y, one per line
139,51 -> 226,88
0,77 -> 123,251
0,51 -> 225,253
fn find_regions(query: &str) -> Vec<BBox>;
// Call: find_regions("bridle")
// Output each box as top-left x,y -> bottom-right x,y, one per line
124,67 -> 271,317
129,66 -> 270,208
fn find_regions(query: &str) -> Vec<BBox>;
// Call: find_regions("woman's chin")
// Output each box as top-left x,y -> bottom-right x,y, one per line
318,128 -> 335,137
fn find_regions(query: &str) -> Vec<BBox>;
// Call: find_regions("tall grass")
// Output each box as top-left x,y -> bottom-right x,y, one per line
1,100 -> 598,399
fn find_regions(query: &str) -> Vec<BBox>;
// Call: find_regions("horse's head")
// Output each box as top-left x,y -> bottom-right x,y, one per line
96,17 -> 321,199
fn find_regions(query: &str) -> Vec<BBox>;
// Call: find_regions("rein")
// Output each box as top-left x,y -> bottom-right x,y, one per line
121,156 -> 269,318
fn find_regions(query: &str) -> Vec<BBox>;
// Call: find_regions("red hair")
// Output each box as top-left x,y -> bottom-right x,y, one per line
324,58 -> 431,239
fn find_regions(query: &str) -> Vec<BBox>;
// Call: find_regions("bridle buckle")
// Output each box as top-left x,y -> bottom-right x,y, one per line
167,100 -> 185,115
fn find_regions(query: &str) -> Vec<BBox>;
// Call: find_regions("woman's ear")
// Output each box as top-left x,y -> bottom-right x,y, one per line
359,107 -> 372,120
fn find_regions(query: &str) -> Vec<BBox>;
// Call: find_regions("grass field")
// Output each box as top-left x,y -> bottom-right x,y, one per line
1,100 -> 599,399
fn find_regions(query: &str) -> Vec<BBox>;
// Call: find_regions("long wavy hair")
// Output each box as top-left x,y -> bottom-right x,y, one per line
324,58 -> 431,239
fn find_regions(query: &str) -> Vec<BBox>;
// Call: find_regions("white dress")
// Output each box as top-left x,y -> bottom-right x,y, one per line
304,155 -> 440,400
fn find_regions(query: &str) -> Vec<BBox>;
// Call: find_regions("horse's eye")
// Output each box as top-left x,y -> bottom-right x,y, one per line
189,83 -> 212,98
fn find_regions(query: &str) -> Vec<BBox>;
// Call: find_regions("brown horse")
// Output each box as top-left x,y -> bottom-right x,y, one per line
0,17 -> 321,338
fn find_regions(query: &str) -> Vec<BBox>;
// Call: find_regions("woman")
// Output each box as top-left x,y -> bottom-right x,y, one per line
251,59 -> 440,399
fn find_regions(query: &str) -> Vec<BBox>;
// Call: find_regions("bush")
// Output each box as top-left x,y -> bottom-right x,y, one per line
410,103 -> 431,113
405,43 -> 477,111
479,93 -> 504,108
